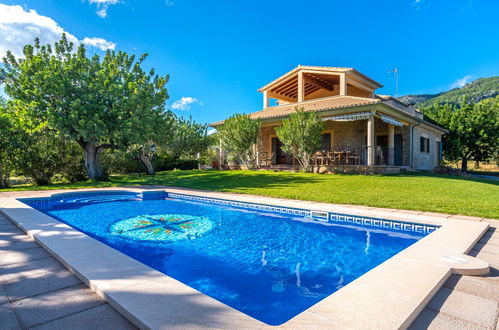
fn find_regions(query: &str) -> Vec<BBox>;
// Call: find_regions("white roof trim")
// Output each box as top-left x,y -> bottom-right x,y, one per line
322,111 -> 372,122
379,113 -> 403,127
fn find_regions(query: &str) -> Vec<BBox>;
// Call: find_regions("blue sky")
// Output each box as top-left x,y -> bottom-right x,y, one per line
0,0 -> 498,124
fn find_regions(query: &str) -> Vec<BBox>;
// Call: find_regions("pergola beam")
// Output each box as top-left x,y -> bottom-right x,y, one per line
297,71 -> 304,102
304,74 -> 334,91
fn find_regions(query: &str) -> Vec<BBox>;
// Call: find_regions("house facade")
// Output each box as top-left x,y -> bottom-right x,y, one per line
211,66 -> 447,172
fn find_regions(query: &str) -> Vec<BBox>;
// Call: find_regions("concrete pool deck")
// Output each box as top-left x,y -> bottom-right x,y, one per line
0,187 -> 497,329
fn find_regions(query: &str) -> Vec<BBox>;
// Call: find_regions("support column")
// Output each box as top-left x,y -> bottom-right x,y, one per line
263,90 -> 269,109
297,71 -> 304,102
367,116 -> 375,166
339,73 -> 347,96
388,124 -> 395,165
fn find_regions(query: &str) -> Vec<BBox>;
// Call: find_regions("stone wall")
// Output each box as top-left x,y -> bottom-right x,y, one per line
258,119 -> 411,160
412,125 -> 442,170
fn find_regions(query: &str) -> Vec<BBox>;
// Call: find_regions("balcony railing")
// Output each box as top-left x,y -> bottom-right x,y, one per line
312,146 -> 396,166
259,145 -> 400,167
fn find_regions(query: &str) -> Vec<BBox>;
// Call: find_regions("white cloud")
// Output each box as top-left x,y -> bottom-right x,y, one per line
171,97 -> 202,111
87,0 -> 120,18
82,37 -> 116,50
0,4 -> 116,58
450,75 -> 473,89
412,0 -> 429,9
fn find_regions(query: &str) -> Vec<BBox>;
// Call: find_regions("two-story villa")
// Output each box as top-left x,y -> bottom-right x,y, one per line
211,65 -> 447,172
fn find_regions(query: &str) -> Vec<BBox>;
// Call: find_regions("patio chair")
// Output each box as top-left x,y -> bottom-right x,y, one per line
348,151 -> 361,165
259,152 -> 273,167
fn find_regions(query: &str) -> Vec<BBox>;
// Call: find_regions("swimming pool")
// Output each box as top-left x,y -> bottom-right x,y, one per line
20,191 -> 438,325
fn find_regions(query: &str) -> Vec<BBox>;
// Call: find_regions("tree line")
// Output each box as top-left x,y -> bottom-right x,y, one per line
421,96 -> 499,171
0,35 -> 210,187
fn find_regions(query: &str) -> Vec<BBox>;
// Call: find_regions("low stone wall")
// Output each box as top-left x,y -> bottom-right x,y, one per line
253,164 -> 401,174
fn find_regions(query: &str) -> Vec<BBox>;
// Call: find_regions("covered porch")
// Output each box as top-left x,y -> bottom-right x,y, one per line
254,111 -> 410,173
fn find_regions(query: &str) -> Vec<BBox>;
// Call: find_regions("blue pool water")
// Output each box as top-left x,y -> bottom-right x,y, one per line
21,192 -> 434,325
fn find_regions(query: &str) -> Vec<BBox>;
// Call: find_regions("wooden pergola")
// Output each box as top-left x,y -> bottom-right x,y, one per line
258,66 -> 383,108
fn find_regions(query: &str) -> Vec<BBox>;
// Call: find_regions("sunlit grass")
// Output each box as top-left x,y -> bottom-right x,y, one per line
2,170 -> 498,219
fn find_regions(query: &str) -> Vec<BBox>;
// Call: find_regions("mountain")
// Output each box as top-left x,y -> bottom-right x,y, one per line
398,76 -> 499,108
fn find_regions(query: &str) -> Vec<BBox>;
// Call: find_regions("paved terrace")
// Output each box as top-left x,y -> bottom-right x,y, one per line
0,188 -> 498,329
0,212 -> 137,330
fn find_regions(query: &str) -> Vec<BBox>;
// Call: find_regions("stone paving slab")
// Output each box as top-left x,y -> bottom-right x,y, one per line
12,284 -> 105,328
0,303 -> 22,330
0,247 -> 52,267
30,304 -> 138,330
3,267 -> 81,302
444,274 -> 499,302
0,240 -> 41,254
0,256 -> 63,279
427,286 -> 498,328
0,283 -> 9,305
0,236 -> 33,247
471,249 -> 499,269
0,212 -> 137,330
0,223 -> 18,230
409,308 -> 488,330
473,241 -> 499,254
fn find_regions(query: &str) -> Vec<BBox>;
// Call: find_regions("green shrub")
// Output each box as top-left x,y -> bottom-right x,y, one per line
101,149 -> 143,175
153,155 -> 198,171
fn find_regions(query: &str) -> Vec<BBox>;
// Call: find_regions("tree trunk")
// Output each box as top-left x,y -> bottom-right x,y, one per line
461,157 -> 468,172
474,160 -> 480,169
139,152 -> 154,175
0,164 -> 9,188
81,143 -> 106,180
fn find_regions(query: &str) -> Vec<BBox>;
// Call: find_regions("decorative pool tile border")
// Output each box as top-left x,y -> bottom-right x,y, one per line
168,192 -> 311,217
167,192 -> 438,235
18,190 -> 438,235
20,191 -> 143,210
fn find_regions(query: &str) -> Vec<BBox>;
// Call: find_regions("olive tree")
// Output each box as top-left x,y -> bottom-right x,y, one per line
218,114 -> 260,169
0,34 -> 169,180
0,100 -> 21,187
163,115 -> 209,159
423,96 -> 499,171
275,108 -> 324,172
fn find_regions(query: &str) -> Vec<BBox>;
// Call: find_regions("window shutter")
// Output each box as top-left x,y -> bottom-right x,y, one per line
426,138 -> 430,153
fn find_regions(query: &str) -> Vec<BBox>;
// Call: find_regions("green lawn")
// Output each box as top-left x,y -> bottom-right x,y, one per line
2,170 -> 498,219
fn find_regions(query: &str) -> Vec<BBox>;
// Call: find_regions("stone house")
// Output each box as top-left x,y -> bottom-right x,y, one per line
211,66 -> 447,172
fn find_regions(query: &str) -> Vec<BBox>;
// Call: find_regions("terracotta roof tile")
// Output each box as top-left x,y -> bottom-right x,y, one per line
210,96 -> 380,126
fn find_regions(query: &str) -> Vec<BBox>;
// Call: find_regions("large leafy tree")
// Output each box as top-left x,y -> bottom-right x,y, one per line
163,115 -> 209,159
0,34 -> 169,180
130,111 -> 176,174
218,114 -> 260,169
423,96 -> 499,171
0,99 -> 22,187
275,108 -> 324,172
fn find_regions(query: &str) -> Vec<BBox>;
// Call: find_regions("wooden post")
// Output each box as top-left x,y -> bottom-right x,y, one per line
340,73 -> 347,96
263,90 -> 269,108
297,71 -> 304,102
388,124 -> 395,165
367,116 -> 375,166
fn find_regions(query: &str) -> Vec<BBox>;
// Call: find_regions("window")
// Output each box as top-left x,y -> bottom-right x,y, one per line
321,133 -> 331,151
420,136 -> 430,153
